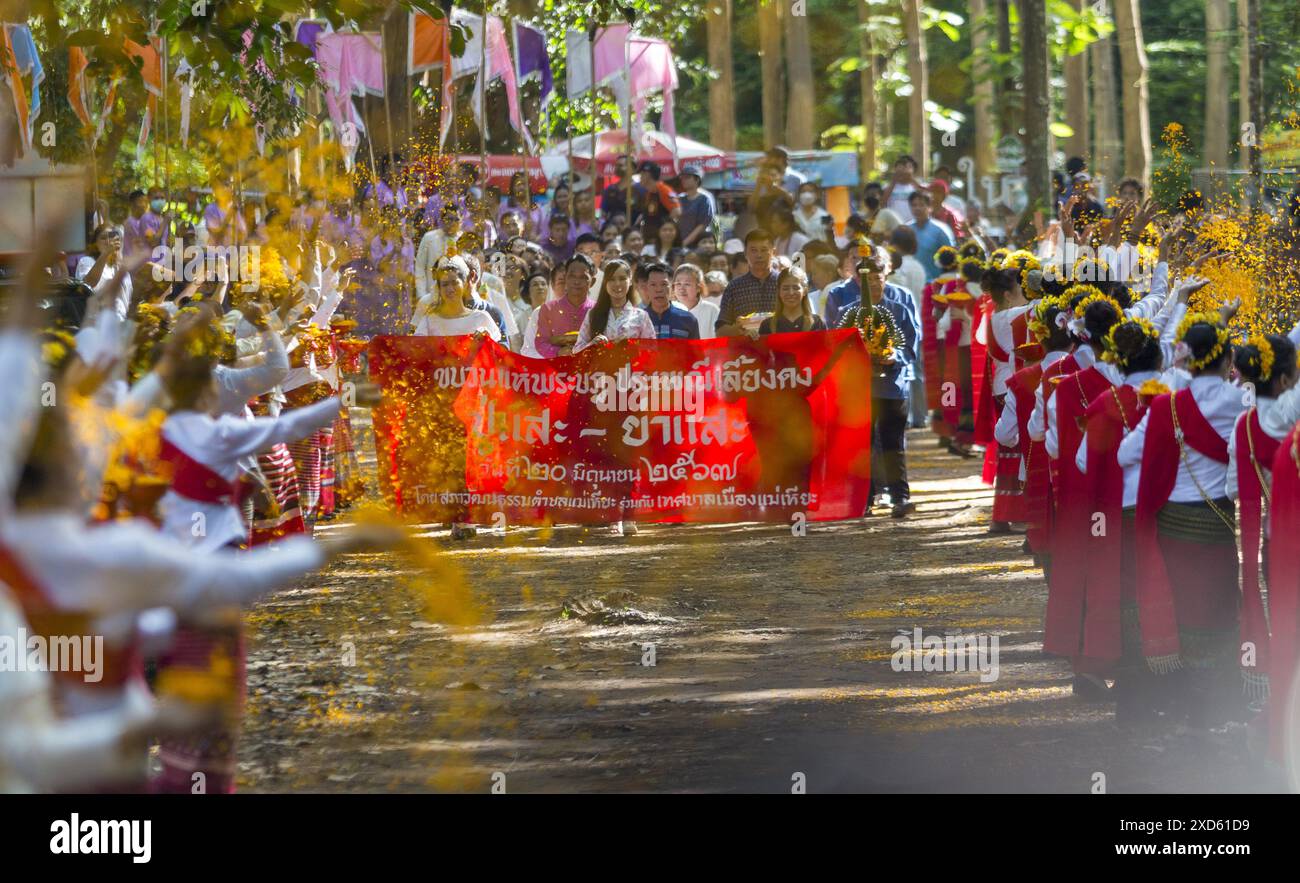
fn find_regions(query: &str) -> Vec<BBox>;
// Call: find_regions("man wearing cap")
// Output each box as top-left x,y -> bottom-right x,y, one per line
676,164 -> 716,249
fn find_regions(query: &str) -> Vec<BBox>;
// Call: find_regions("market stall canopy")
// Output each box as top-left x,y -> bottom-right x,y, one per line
706,150 -> 862,191
542,128 -> 733,179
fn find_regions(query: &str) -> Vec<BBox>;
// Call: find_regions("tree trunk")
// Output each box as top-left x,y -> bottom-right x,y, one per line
707,0 -> 736,151
1237,0 -> 1250,169
1113,0 -> 1151,187
1020,0 -> 1051,211
384,10 -> 411,164
1204,0 -> 1230,171
903,0 -> 929,176
1091,1 -> 1122,184
1247,0 -> 1263,206
878,54 -> 892,144
859,0 -> 877,178
785,0 -> 816,149
1063,0 -> 1090,159
967,0 -> 996,181
758,0 -> 785,148
996,0 -> 1015,134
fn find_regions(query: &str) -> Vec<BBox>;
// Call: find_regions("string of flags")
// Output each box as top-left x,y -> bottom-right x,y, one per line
1,10 -> 677,165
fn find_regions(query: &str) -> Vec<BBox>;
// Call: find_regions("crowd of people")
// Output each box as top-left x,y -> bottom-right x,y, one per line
6,136 -> 1300,793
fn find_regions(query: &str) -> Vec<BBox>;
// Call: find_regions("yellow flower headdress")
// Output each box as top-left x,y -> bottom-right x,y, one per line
1064,285 -> 1114,317
1245,333 -> 1275,381
958,240 -> 986,260
959,255 -> 986,278
1100,316 -> 1159,366
989,247 -> 1010,267
1001,249 -> 1039,272
1174,311 -> 1231,371
1138,378 -> 1171,398
1001,250 -> 1042,294
1070,256 -> 1104,284
1027,293 -> 1072,341
935,245 -> 960,267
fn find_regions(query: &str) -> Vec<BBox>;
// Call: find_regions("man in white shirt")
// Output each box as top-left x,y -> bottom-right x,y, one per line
413,207 -> 463,302
882,155 -> 923,224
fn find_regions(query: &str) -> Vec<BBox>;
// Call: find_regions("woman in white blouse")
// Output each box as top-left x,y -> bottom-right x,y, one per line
76,224 -> 133,322
671,263 -> 718,338
574,259 -> 655,351
520,271 -> 554,358
412,256 -> 502,340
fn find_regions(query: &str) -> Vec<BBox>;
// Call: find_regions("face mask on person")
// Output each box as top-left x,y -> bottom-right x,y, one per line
150,198 -> 166,213
799,192 -> 816,207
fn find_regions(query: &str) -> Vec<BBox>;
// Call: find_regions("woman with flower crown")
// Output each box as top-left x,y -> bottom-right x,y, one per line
1225,329 -> 1300,757
998,292 -> 1074,562
975,252 -> 1038,532
149,305 -> 353,794
920,246 -> 963,444
933,247 -> 986,458
1118,313 -> 1249,728
1072,318 -> 1173,722
1037,287 -> 1127,698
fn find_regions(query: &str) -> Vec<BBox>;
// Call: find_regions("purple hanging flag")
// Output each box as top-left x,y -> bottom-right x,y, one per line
513,21 -> 553,104
294,19 -> 329,59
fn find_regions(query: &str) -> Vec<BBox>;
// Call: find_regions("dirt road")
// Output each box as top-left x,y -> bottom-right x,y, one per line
240,428 -> 1284,793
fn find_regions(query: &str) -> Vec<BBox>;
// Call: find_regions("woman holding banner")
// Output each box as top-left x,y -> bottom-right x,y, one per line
572,259 -> 653,538
574,259 -> 655,352
412,257 -> 499,541
758,267 -> 826,336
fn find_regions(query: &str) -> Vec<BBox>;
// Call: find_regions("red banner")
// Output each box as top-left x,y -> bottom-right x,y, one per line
368,330 -> 873,525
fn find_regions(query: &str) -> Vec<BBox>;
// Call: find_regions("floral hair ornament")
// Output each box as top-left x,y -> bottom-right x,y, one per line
1028,292 -> 1071,340
935,245 -> 959,267
1001,249 -> 1040,273
1071,289 -> 1122,319
1138,378 -> 1171,398
1175,310 -> 1231,371
1100,317 -> 1159,367
1246,333 -> 1276,381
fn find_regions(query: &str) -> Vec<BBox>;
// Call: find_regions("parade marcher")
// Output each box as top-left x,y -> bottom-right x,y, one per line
535,254 -> 597,357
999,292 -> 1073,560
672,263 -> 719,338
1226,332 -> 1300,734
716,229 -> 779,338
1071,318 -> 1169,719
758,266 -> 827,335
640,261 -> 700,340
839,244 -> 921,518
574,258 -> 655,351
1121,313 -> 1247,727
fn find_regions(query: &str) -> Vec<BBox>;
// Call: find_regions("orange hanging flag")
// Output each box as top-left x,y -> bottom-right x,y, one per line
68,47 -> 92,128
123,38 -> 161,159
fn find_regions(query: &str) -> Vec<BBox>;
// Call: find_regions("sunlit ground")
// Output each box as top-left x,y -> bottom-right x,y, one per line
241,424 -> 1285,793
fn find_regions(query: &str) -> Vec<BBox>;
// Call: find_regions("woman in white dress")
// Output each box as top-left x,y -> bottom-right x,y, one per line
574,259 -> 656,351
412,256 -> 502,341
